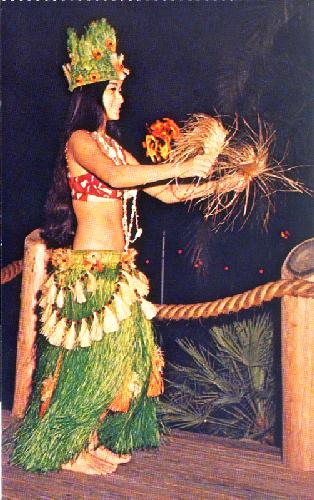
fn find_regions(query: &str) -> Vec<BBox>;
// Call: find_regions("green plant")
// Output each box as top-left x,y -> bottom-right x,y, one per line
159,313 -> 275,443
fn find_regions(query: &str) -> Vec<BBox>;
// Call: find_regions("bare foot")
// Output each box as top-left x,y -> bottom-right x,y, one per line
62,451 -> 118,475
91,446 -> 131,465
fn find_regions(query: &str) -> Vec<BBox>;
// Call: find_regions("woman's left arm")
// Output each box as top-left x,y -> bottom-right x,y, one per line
143,178 -> 243,204
124,151 -> 245,204
143,180 -> 216,204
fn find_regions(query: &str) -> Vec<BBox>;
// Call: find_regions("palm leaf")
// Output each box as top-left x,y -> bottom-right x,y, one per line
160,313 -> 276,442
216,0 -> 307,113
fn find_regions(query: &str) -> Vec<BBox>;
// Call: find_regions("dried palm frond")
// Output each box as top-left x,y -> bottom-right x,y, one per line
169,114 -> 230,172
170,114 -> 310,230
200,118 -> 311,230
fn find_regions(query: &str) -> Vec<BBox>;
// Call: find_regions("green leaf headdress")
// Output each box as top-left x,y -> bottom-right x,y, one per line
63,18 -> 130,91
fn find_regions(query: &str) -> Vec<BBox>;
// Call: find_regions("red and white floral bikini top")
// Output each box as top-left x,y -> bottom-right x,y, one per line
67,131 -> 126,202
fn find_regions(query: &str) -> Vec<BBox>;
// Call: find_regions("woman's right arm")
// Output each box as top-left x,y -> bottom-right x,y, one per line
68,130 -> 210,188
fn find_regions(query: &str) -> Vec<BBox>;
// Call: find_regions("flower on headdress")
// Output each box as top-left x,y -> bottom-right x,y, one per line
92,48 -> 103,60
75,74 -> 84,86
89,71 -> 101,83
105,38 -> 116,52
110,53 -> 129,78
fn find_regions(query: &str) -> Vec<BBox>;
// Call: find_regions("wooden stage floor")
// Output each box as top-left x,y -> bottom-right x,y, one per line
2,411 -> 314,499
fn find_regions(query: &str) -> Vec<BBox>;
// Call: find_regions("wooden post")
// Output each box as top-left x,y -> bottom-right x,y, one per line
12,229 -> 49,418
281,237 -> 314,471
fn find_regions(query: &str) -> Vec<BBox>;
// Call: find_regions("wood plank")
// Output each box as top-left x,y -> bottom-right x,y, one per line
282,238 -> 314,471
3,411 -> 314,499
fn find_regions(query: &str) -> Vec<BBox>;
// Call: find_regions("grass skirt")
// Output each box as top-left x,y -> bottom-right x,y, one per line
11,249 -> 163,472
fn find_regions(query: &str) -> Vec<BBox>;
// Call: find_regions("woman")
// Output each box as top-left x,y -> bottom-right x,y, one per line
12,19 -> 243,475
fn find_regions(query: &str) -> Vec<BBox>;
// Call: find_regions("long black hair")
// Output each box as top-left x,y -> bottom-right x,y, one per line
42,81 -> 119,248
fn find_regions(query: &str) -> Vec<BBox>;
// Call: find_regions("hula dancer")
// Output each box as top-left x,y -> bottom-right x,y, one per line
11,18 -> 244,475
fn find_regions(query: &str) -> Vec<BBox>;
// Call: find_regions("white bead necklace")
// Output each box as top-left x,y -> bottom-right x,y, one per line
92,131 -> 142,251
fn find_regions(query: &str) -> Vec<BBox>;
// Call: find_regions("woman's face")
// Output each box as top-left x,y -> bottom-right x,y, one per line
102,80 -> 124,120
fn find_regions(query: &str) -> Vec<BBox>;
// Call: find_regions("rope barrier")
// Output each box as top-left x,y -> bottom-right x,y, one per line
1,260 -> 23,285
2,260 -> 313,320
156,278 -> 314,320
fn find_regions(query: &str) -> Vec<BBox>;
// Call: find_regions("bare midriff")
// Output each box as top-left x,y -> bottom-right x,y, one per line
67,132 -> 127,252
72,199 -> 125,251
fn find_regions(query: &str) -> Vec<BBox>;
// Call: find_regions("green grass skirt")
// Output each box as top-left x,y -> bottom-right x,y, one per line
11,250 -> 161,472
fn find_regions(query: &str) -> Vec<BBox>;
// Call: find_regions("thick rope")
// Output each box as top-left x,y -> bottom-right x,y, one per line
1,260 -> 23,285
1,261 -> 313,319
156,278 -> 314,320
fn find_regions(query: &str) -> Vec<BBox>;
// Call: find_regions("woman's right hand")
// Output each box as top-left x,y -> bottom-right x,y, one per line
176,155 -> 214,180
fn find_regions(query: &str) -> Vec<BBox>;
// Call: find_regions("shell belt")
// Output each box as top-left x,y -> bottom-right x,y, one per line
39,256 -> 157,350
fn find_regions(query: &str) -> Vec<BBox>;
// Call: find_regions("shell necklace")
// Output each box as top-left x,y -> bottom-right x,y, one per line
92,131 -> 142,251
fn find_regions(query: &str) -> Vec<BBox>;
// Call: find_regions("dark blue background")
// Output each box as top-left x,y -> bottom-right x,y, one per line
2,1 -> 314,410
